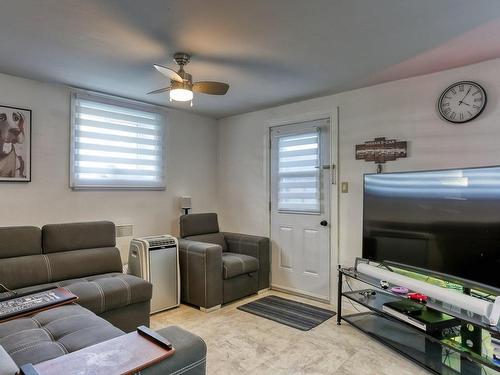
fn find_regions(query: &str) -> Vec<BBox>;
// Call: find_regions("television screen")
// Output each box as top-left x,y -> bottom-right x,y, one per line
362,166 -> 500,290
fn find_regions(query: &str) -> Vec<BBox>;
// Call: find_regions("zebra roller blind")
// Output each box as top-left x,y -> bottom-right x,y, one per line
71,92 -> 166,189
277,129 -> 321,212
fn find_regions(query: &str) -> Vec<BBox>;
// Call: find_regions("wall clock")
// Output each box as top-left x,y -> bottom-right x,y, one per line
437,81 -> 487,124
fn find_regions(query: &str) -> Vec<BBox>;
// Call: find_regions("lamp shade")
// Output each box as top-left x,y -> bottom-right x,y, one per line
170,88 -> 193,102
180,196 -> 192,209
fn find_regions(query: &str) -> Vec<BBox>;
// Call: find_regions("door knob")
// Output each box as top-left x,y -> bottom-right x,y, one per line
320,220 -> 328,227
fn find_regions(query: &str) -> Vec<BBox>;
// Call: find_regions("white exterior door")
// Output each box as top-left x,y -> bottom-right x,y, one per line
270,118 -> 331,301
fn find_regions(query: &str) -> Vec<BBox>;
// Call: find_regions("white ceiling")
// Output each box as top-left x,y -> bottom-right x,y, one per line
1,0 -> 500,118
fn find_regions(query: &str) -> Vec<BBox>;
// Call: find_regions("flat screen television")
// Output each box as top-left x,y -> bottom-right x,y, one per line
362,166 -> 500,292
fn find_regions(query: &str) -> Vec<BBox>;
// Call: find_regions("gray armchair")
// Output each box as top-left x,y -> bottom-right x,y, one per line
178,213 -> 270,310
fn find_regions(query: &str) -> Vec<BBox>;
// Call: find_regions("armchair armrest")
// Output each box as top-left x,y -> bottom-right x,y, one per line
222,233 -> 270,290
178,239 -> 223,309
0,345 -> 18,375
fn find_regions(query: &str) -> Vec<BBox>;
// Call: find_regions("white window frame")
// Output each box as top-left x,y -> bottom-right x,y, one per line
70,90 -> 167,190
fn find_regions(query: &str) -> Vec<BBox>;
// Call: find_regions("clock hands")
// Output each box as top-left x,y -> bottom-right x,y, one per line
458,87 -> 471,106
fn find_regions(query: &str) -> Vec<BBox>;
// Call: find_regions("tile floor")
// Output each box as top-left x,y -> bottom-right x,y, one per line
151,290 -> 430,374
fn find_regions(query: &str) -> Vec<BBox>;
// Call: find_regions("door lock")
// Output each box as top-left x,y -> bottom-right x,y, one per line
320,220 -> 328,227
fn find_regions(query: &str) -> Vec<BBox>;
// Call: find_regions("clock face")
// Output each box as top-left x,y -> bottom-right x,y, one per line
438,81 -> 487,124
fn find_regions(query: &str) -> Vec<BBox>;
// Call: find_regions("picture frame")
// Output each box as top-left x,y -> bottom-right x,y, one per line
0,104 -> 31,182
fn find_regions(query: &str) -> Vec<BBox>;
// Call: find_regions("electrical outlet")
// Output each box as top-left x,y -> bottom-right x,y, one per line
341,182 -> 349,193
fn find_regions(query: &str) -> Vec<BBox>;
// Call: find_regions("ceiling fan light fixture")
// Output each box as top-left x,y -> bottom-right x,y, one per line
170,88 -> 193,102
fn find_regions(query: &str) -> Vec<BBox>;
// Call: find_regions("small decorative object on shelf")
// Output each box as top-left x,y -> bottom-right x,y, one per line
379,280 -> 389,289
391,286 -> 409,294
408,292 -> 428,303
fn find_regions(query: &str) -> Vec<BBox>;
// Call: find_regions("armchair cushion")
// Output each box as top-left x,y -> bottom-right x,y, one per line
223,232 -> 270,290
184,233 -> 227,252
180,213 -> 220,238
222,252 -> 259,279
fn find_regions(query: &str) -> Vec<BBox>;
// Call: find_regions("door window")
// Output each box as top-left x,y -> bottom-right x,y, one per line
277,130 -> 320,213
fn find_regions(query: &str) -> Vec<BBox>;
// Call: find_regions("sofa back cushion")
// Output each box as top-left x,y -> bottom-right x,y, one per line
0,226 -> 41,259
185,233 -> 228,252
180,213 -> 220,238
0,221 -> 122,290
47,247 -> 122,282
0,254 -> 49,290
42,221 -> 116,253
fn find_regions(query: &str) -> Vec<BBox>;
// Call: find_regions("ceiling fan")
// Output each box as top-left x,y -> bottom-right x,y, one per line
147,52 -> 229,106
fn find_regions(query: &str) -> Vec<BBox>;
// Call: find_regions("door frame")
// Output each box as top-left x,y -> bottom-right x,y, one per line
266,109 -> 339,303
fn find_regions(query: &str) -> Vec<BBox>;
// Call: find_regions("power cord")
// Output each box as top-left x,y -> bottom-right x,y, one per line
0,283 -> 17,296
343,278 -> 361,313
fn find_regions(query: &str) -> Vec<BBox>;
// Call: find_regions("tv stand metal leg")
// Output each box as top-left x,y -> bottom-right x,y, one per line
337,266 -> 342,325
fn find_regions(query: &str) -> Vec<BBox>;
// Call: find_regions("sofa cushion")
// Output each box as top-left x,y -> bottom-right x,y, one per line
0,304 -> 123,366
0,274 -> 152,316
47,247 -> 122,282
185,233 -> 228,252
0,248 -> 123,291
42,221 -> 116,253
180,213 -> 220,238
61,274 -> 152,314
222,252 -> 259,279
0,226 -> 41,259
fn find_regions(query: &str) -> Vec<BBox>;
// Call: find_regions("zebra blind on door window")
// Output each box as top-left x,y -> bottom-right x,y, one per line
71,92 -> 166,189
277,130 -> 321,212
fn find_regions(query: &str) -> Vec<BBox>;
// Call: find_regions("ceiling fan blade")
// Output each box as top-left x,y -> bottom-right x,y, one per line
153,64 -> 183,82
193,81 -> 229,95
146,87 -> 171,95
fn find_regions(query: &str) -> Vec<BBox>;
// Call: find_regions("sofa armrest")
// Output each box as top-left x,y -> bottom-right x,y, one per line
0,345 -> 18,375
222,233 -> 270,290
178,239 -> 223,309
141,326 -> 207,375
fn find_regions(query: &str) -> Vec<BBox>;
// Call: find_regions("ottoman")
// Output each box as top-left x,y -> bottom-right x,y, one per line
0,304 -> 206,375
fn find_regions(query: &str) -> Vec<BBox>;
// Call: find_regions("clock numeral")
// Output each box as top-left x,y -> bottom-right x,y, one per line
473,105 -> 480,109
444,108 -> 452,115
472,90 -> 481,96
450,112 -> 456,120
460,113 -> 464,121
450,88 -> 457,95
459,84 -> 464,92
444,96 -> 452,100
441,102 -> 450,108
468,111 -> 473,118
474,98 -> 482,103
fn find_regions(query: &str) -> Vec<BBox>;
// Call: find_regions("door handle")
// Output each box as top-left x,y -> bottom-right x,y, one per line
320,220 -> 328,227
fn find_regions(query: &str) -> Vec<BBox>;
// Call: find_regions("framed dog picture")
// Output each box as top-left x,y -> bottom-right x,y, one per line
0,105 -> 31,182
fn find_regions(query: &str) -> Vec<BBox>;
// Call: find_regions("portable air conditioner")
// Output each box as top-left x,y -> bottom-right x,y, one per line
128,235 -> 180,314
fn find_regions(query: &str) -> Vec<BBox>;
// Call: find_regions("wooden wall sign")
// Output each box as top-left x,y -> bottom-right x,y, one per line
355,137 -> 407,164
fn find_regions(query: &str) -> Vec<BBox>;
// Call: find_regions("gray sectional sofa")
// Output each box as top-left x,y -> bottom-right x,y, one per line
0,221 -> 150,332
0,221 -> 207,375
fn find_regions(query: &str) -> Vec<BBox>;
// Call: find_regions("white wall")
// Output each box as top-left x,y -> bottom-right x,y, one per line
0,72 -> 218,239
217,58 -> 500,302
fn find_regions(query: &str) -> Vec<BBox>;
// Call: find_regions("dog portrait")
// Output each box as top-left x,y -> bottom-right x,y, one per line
0,105 -> 31,182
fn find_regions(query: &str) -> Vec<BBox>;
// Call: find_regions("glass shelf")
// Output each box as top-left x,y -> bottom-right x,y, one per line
342,289 -> 499,372
343,312 -> 485,375
340,267 -> 500,335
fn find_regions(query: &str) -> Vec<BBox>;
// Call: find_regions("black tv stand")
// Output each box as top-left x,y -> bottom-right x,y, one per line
337,266 -> 500,375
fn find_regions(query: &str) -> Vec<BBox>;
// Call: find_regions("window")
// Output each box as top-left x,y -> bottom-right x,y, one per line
277,130 -> 320,212
70,92 -> 166,189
